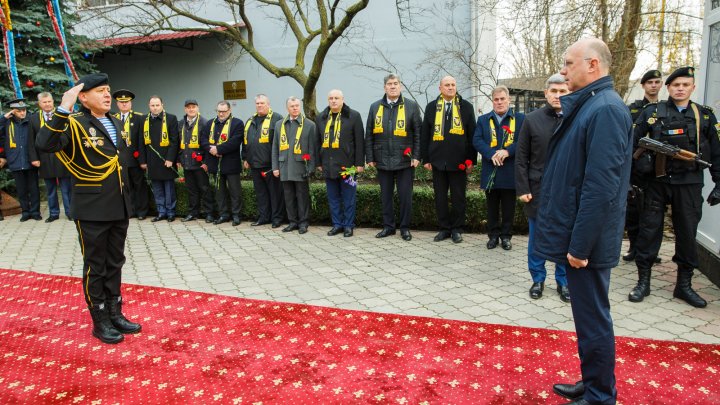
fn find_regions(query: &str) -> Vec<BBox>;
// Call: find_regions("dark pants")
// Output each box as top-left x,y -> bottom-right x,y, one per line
75,219 -> 129,309
251,167 -> 284,223
216,173 -> 242,218
624,193 -> 640,249
377,167 -> 414,231
567,266 -> 616,404
151,179 -> 176,217
13,168 -> 40,218
44,176 -> 72,217
326,177 -> 357,229
432,169 -> 467,232
485,188 -> 516,239
128,166 -> 150,217
635,182 -> 703,271
185,168 -> 214,216
282,180 -> 310,227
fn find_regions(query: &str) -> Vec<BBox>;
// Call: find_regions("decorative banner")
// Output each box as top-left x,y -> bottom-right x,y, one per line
46,0 -> 78,85
0,0 -> 23,99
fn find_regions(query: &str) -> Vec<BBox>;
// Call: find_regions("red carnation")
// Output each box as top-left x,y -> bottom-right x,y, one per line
178,177 -> 185,183
220,134 -> 227,141
302,153 -> 311,161
403,147 -> 412,157
458,163 -> 466,170
465,159 -> 472,167
133,151 -> 139,159
195,155 -> 203,162
192,152 -> 197,159
0,147 -> 4,153
261,171 -> 267,178
501,125 -> 513,134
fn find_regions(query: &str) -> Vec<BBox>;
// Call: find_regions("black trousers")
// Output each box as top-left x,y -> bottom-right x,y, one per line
216,173 -> 242,217
635,181 -> 703,272
432,169 -> 467,232
282,180 -> 310,227
128,166 -> 150,217
625,191 -> 640,249
251,167 -> 285,223
377,167 -> 414,231
12,168 -> 40,217
485,188 -> 516,239
75,219 -> 128,309
185,168 -> 214,216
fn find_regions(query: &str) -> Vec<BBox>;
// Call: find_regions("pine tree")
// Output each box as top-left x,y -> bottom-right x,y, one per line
0,0 -> 104,105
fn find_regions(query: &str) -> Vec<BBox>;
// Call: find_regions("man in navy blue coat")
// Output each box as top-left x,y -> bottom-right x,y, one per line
535,38 -> 632,405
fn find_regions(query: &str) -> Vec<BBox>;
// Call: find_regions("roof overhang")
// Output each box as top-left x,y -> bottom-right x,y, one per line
98,24 -> 242,55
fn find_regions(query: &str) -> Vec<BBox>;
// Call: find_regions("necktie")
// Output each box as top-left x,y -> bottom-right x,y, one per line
45,112 -> 52,122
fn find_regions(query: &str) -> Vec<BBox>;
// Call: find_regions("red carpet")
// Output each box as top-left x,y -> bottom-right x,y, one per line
1,269 -> 719,404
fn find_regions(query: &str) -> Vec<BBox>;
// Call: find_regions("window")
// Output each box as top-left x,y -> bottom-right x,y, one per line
80,0 -> 123,8
713,0 -> 719,10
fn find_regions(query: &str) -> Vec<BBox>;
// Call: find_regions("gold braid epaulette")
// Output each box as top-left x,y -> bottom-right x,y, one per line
55,115 -> 120,182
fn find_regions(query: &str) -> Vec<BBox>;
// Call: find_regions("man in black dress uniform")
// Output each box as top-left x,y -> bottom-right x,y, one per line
36,73 -> 142,344
113,89 -> 150,220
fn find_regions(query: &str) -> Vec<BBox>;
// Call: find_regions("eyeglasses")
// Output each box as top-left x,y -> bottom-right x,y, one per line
216,109 -> 230,113
563,57 -> 594,68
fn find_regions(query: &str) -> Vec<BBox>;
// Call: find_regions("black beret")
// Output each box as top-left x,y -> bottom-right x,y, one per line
184,99 -> 199,106
76,73 -> 109,92
5,98 -> 27,109
112,89 -> 135,102
640,70 -> 662,84
665,66 -> 695,85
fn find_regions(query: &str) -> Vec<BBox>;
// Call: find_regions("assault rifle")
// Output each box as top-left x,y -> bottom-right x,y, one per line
634,137 -> 711,177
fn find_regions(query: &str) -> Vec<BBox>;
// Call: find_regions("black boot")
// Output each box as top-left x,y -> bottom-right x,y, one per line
628,268 -> 651,302
673,271 -> 707,308
89,305 -> 124,344
107,296 -> 142,334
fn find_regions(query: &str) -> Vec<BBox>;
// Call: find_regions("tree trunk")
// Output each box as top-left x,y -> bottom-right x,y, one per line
609,0 -> 642,98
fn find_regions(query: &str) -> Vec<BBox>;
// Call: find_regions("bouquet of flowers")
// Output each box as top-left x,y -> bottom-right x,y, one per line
340,166 -> 357,187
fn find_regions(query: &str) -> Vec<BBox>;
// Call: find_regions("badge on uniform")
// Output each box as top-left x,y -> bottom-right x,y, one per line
121,131 -> 131,146
397,120 -> 405,129
647,117 -> 656,125
84,127 -> 105,148
453,117 -> 461,126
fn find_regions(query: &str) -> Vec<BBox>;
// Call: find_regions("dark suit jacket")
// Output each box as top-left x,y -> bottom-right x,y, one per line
28,111 -> 71,179
315,104 -> 365,179
35,107 -> 133,221
200,116 -> 244,175
420,95 -> 477,171
139,111 -> 179,180
113,111 -> 145,168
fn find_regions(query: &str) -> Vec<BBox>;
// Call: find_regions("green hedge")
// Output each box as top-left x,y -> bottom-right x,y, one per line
175,179 -> 529,233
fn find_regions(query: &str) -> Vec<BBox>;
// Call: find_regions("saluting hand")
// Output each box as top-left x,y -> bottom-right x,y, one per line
60,83 -> 85,111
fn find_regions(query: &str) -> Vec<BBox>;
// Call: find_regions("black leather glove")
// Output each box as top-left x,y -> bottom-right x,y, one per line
708,184 -> 720,206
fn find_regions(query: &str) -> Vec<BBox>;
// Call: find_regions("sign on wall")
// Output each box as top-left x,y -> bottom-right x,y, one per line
223,80 -> 247,100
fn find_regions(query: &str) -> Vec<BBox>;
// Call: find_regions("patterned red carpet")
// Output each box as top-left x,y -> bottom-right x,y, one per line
1,269 -> 718,404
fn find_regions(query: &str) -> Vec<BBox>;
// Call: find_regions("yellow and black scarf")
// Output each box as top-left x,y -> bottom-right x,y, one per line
489,116 -> 515,148
433,97 -> 464,141
209,116 -> 232,145
144,112 -> 169,146
372,102 -> 406,137
279,115 -> 304,154
244,110 -> 273,145
180,115 -> 201,149
322,112 -> 341,149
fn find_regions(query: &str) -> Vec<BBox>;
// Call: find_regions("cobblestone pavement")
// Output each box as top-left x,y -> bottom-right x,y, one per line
1,205 -> 718,345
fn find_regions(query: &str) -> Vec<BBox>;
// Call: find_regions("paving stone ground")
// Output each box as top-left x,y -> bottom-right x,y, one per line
1,203 -> 719,345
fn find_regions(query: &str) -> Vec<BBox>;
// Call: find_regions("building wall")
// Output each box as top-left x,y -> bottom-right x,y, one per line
77,1 -> 496,119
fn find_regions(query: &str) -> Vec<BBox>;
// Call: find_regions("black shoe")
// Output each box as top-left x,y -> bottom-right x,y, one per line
298,226 -> 308,234
451,231 -> 463,243
375,228 -> 396,238
501,238 -> 512,250
214,216 -> 230,225
106,297 -> 142,334
251,220 -> 270,226
553,381 -> 584,401
205,216 -> 215,223
529,282 -> 544,299
673,271 -> 707,308
45,215 -> 59,223
167,216 -> 175,222
182,214 -> 197,222
434,231 -> 450,242
327,226 -> 343,236
151,215 -> 167,222
487,237 -> 499,249
401,230 -> 412,241
232,216 -> 241,226
557,285 -> 571,302
271,221 -> 282,228
344,228 -> 353,237
561,400 -> 590,405
283,224 -> 299,232
19,215 -> 30,222
32,215 -> 43,221
89,306 -> 124,344
622,249 -> 636,261
655,256 -> 662,264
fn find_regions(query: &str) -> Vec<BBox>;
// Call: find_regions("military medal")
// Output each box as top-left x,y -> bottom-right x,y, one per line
647,117 -> 656,125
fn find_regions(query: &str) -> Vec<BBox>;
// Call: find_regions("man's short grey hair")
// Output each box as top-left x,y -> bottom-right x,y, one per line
149,95 -> 163,103
37,92 -> 53,101
217,100 -> 231,110
286,96 -> 302,106
328,89 -> 344,98
545,74 -> 567,89
255,94 -> 270,103
491,85 -> 510,97
384,74 -> 401,84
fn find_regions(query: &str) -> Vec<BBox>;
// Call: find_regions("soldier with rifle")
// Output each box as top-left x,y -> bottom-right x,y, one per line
630,66 -> 720,308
